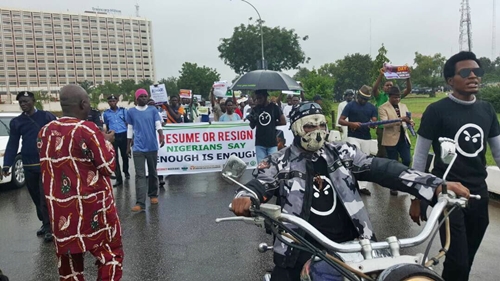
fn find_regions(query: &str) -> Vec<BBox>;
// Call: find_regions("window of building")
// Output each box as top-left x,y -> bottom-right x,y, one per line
5,51 -> 13,55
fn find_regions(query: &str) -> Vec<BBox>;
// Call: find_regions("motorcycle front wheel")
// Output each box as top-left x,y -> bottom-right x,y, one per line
377,264 -> 443,281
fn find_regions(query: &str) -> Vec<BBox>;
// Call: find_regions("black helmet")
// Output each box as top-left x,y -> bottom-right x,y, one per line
289,102 -> 323,125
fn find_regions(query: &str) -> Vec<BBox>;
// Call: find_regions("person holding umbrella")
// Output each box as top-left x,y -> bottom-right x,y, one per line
247,90 -> 286,163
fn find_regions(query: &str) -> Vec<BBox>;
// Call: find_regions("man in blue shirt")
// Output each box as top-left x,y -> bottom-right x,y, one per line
338,85 -> 378,195
2,91 -> 57,242
103,95 -> 129,187
126,89 -> 165,212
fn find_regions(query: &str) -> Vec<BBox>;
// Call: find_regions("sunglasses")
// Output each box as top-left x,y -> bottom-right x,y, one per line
456,68 -> 484,78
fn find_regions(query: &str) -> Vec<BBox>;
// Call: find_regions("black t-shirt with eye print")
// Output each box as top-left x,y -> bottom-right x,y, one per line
418,97 -> 500,191
307,157 -> 358,244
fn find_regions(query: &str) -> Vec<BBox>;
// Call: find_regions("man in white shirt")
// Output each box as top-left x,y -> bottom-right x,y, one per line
336,89 -> 355,141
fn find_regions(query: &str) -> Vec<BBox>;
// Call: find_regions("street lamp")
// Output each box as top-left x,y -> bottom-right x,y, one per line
237,0 -> 265,70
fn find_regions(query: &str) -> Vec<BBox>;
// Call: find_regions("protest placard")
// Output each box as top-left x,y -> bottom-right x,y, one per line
225,90 -> 242,98
383,63 -> 411,79
282,90 -> 301,95
150,84 -> 168,103
213,81 -> 230,98
179,89 -> 192,99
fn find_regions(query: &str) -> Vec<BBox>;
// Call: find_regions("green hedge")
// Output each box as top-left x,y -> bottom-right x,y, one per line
478,86 -> 500,112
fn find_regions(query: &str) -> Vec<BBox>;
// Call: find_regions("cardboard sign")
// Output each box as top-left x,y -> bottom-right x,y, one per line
150,84 -> 168,103
383,63 -> 411,79
198,106 -> 209,115
282,90 -> 301,96
179,89 -> 192,99
213,81 -> 230,98
225,90 -> 242,98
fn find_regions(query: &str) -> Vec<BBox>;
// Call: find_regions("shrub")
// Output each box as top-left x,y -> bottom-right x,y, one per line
478,86 -> 500,112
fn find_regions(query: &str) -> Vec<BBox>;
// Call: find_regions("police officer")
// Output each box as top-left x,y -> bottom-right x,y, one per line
103,95 -> 130,186
87,107 -> 103,130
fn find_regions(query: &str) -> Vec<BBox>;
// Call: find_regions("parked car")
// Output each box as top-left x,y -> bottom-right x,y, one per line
0,112 -> 25,187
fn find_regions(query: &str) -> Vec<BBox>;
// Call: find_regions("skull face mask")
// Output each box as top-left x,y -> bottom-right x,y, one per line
291,113 -> 328,151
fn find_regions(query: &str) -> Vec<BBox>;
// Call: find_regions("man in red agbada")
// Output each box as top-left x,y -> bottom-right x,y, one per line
38,84 -> 123,281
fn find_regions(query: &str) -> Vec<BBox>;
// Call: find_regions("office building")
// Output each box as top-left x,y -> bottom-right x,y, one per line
0,7 -> 155,101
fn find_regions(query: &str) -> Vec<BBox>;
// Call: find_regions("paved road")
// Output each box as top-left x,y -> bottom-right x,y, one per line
0,170 -> 499,281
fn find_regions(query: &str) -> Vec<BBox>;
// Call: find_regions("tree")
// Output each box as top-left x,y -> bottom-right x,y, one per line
177,62 -> 221,98
120,79 -> 139,104
371,44 -> 390,85
96,81 -> 120,99
479,57 -> 500,83
159,77 -> 179,98
34,91 -> 48,110
77,80 -> 94,93
412,52 -> 446,97
318,54 -> 373,99
218,21 -> 310,74
137,79 -> 153,91
293,67 -> 311,81
88,88 -> 104,109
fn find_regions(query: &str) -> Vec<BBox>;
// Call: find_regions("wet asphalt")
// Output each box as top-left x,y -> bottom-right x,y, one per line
0,169 -> 499,281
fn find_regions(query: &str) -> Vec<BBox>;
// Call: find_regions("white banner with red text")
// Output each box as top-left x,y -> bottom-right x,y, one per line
157,122 -> 259,175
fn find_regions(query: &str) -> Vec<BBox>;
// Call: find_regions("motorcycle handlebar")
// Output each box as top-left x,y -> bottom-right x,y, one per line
218,193 -> 476,254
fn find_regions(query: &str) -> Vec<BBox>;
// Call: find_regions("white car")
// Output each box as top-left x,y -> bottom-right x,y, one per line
0,112 -> 25,187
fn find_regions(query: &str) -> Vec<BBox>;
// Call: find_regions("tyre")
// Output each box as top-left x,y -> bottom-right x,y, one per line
11,154 -> 25,188
378,264 -> 443,281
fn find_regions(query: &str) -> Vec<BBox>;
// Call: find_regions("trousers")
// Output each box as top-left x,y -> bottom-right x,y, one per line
57,237 -> 123,281
440,187 -> 489,281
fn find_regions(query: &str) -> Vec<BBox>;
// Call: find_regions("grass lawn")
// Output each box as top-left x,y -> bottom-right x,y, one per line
330,92 -> 498,166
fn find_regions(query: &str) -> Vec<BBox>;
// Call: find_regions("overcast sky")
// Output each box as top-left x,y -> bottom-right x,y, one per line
4,0 -> 499,81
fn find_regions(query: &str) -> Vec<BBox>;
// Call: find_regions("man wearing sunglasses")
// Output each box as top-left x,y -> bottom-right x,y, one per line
411,51 -> 500,281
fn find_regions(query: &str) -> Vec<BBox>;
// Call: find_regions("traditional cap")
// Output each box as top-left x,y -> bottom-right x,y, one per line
357,85 -> 373,100
135,89 -> 148,100
16,91 -> 34,101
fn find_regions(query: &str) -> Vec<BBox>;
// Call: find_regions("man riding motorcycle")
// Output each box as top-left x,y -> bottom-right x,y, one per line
231,101 -> 470,281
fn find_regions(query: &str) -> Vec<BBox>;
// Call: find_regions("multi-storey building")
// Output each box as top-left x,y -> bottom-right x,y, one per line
0,7 -> 155,101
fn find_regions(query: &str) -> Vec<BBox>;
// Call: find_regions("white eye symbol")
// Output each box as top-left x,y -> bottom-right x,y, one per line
464,130 -> 480,143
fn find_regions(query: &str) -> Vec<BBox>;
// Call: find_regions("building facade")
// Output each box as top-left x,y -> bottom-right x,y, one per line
0,7 -> 155,101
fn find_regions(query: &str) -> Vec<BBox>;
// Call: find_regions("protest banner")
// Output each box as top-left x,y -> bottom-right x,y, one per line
158,122 -> 257,175
383,63 -> 411,79
213,81 -> 230,98
179,89 -> 192,99
155,122 -> 296,175
194,94 -> 202,101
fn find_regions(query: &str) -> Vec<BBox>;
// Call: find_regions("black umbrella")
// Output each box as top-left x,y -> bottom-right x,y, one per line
230,70 -> 303,91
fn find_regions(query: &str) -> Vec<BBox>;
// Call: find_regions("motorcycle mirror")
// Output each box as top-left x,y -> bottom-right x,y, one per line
222,155 -> 247,182
439,137 -> 456,165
